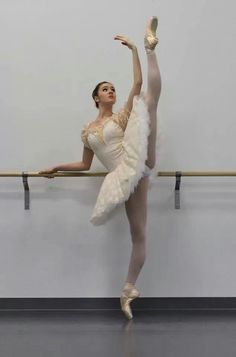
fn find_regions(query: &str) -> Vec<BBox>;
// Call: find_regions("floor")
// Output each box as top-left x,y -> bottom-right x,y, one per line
0,310 -> 236,356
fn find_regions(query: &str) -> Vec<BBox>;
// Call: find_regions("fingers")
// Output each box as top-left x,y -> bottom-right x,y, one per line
114,35 -> 135,49
114,35 -> 128,42
38,168 -> 54,174
114,36 -> 128,47
38,171 -> 48,175
38,171 -> 55,178
114,35 -> 126,39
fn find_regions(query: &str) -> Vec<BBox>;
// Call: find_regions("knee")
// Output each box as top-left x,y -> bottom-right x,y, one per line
146,161 -> 155,170
145,155 -> 156,170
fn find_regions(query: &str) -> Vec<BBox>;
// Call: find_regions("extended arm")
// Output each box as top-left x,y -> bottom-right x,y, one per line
114,35 -> 142,113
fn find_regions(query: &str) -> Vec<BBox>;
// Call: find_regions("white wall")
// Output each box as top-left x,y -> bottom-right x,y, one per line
0,0 -> 235,297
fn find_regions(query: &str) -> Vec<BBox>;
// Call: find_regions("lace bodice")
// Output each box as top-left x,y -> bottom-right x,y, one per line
81,106 -> 130,171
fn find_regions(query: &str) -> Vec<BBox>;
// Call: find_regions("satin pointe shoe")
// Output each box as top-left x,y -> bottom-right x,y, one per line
144,16 -> 159,52
120,282 -> 140,320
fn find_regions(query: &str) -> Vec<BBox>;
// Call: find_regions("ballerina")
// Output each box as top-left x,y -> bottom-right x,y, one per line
39,16 -> 161,319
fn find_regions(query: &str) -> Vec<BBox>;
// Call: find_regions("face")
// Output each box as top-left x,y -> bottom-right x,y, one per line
96,82 -> 116,106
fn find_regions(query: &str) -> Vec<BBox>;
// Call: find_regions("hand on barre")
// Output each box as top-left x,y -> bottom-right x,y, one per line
38,166 -> 58,178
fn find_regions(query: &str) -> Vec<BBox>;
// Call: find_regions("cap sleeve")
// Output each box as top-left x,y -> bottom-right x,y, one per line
115,104 -> 131,131
81,124 -> 91,149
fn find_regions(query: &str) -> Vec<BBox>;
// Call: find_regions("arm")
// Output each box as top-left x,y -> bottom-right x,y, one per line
55,146 -> 94,171
114,36 -> 142,113
125,46 -> 142,113
39,146 -> 94,176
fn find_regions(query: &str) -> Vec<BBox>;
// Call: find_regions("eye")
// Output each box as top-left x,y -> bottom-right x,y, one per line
103,88 -> 108,91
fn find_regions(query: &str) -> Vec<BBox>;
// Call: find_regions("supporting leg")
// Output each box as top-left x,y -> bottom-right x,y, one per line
125,176 -> 149,284
120,176 -> 149,320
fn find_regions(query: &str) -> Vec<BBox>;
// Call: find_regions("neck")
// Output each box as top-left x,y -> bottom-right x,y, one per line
97,104 -> 113,119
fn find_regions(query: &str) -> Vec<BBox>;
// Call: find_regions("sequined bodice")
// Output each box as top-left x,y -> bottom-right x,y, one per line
81,107 -> 130,171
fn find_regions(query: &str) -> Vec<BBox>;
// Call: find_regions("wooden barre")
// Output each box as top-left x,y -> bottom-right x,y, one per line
0,171 -> 236,210
158,171 -> 236,177
1,171 -> 236,177
0,172 -> 107,177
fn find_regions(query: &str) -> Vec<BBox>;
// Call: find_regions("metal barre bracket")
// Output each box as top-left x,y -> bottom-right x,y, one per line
175,171 -> 182,209
22,172 -> 30,210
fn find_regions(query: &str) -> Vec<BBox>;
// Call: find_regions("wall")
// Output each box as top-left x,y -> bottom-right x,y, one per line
0,0 -> 235,297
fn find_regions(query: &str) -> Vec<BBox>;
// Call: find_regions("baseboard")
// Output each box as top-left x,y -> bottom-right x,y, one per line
0,298 -> 236,310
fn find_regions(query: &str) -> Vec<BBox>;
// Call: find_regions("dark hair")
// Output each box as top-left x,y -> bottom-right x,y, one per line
92,81 -> 109,108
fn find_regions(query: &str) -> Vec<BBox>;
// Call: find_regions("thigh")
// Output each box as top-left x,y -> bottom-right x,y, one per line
125,176 -> 149,233
146,111 -> 157,169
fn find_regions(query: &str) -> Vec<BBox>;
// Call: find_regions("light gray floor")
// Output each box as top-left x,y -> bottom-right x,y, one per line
0,310 -> 236,357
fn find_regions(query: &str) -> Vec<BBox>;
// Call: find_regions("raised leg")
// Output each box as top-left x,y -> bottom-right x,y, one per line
145,18 -> 162,169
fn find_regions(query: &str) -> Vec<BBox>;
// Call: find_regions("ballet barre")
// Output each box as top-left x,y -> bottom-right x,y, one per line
1,171 -> 236,210
158,171 -> 236,209
0,171 -> 108,210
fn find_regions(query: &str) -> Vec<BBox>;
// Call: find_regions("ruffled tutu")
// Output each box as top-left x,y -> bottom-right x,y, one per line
90,92 -> 151,225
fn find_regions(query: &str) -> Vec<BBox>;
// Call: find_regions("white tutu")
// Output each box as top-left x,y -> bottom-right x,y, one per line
90,92 -> 151,225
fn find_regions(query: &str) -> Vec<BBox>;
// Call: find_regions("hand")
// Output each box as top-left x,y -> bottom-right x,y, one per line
38,166 -> 57,178
114,35 -> 136,50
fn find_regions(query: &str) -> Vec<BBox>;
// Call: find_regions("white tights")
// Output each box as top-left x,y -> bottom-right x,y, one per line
124,49 -> 161,286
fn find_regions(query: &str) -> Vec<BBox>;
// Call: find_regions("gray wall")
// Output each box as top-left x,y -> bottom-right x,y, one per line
0,0 -> 235,297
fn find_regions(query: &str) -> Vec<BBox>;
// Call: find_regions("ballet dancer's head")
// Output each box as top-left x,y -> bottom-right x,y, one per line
92,81 -> 116,109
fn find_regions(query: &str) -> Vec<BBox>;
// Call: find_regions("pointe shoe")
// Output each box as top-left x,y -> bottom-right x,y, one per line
144,16 -> 159,52
120,283 -> 140,320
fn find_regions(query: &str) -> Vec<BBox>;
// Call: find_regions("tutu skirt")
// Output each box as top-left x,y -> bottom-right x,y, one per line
90,92 -> 151,225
